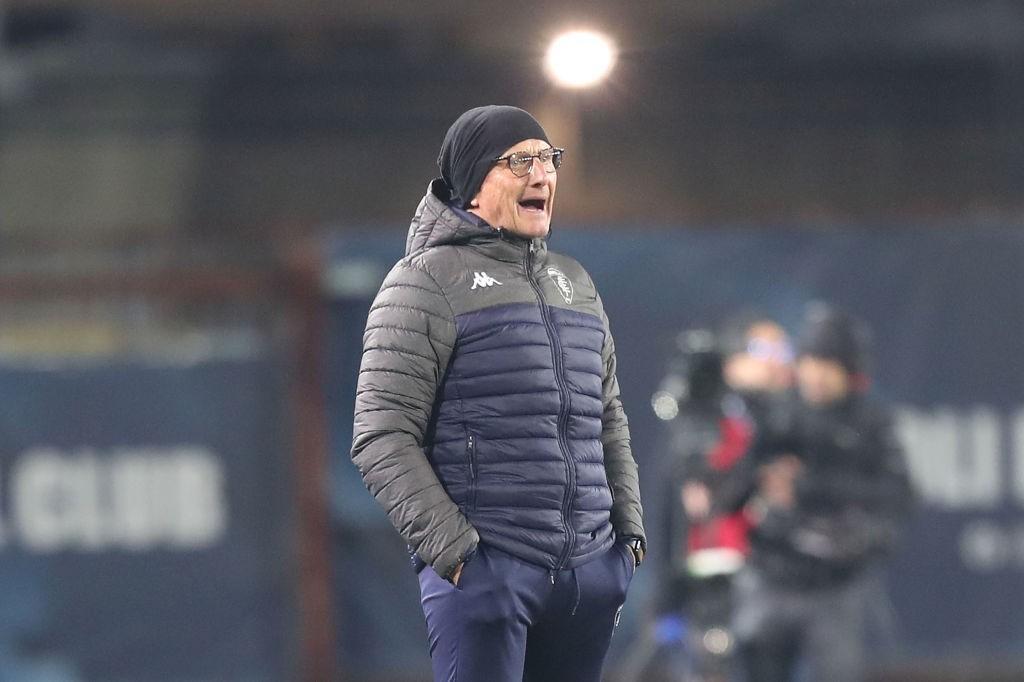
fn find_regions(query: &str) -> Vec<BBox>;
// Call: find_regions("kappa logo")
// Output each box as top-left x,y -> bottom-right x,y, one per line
470,271 -> 503,289
546,268 -> 574,304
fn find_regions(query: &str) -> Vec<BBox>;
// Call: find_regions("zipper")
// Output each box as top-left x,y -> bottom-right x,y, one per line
524,241 -> 577,570
467,432 -> 478,511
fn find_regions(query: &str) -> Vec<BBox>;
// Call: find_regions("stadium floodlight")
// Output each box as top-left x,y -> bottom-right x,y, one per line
544,30 -> 617,89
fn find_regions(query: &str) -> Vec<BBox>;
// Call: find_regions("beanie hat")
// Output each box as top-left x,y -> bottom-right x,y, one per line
437,105 -> 550,208
797,303 -> 871,376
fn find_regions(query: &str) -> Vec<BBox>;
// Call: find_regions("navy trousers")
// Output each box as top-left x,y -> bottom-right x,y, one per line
417,541 -> 636,682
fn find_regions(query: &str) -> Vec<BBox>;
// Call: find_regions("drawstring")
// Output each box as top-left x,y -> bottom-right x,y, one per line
570,568 -> 581,616
549,566 -> 583,616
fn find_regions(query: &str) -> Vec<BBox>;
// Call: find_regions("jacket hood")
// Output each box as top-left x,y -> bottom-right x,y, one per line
406,179 -> 491,255
406,179 -> 546,260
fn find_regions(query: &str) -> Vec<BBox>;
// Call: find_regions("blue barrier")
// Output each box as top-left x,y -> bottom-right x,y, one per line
0,357 -> 296,681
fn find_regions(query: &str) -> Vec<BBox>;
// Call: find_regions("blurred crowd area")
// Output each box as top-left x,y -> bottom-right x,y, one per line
2,0 -> 1024,245
1,1 -> 1024,681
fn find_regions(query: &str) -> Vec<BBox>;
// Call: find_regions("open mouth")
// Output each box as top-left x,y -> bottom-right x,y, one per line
518,198 -> 547,213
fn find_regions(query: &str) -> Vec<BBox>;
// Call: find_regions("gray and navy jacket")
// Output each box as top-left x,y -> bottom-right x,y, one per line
352,179 -> 645,580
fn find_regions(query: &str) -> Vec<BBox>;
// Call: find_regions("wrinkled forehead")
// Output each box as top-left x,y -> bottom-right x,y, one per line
499,138 -> 553,157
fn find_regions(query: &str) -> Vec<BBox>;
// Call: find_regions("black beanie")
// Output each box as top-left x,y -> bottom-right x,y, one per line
437,105 -> 550,208
797,303 -> 871,376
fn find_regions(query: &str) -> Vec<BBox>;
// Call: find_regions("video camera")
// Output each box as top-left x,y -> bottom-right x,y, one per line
651,328 -> 726,421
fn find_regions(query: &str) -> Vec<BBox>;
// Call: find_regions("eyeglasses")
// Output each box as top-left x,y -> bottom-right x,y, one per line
493,147 -> 565,177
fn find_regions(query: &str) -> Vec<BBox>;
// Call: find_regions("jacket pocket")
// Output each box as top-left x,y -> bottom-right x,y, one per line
466,431 -> 478,511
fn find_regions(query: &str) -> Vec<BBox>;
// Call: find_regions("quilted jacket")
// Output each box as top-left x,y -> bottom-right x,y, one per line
352,179 -> 645,579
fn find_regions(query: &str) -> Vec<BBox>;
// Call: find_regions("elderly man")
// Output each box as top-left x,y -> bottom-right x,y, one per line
351,105 -> 645,681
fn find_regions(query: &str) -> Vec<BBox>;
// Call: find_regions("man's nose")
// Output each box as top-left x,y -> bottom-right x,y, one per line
528,160 -> 550,184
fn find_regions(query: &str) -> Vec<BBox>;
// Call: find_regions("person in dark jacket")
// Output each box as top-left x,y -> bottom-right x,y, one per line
351,105 -> 645,682
731,304 -> 913,682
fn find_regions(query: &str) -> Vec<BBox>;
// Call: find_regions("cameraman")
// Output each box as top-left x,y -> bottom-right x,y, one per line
731,304 -> 913,682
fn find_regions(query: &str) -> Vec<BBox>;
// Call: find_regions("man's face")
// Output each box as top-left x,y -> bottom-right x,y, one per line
796,355 -> 850,406
723,322 -> 793,394
468,139 -> 557,239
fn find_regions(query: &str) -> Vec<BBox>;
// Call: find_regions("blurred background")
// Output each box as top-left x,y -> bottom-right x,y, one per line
0,0 -> 1022,680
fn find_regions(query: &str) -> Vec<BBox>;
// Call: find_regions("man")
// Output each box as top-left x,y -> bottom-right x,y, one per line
351,105 -> 645,682
731,304 -> 913,682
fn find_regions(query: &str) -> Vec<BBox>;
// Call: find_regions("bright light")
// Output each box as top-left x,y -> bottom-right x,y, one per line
651,391 -> 679,421
544,30 -> 617,89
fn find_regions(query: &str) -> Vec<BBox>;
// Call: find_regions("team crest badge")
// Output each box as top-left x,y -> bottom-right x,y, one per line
546,268 -> 574,304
